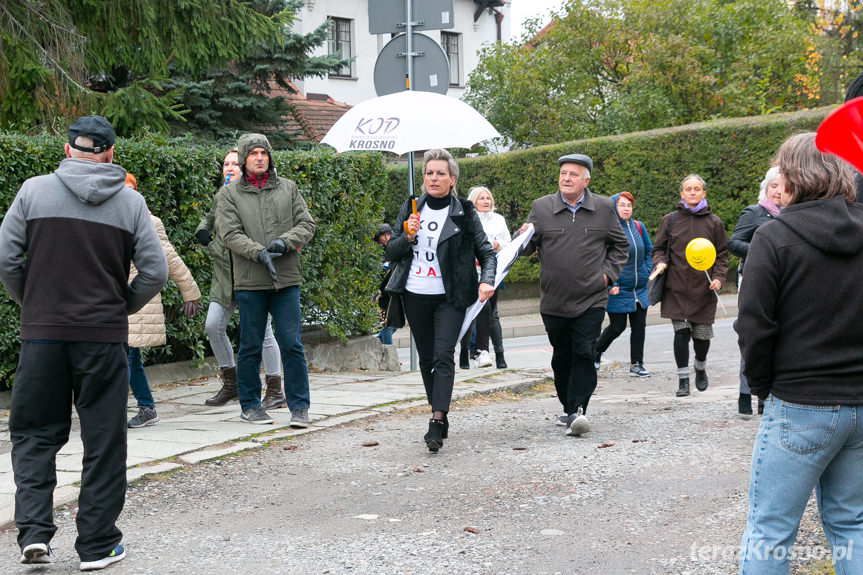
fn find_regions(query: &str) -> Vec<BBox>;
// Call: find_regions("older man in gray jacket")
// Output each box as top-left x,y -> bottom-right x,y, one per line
217,133 -> 316,426
0,115 -> 167,569
518,154 -> 628,437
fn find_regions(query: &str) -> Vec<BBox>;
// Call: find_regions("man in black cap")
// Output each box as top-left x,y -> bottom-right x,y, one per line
517,153 -> 628,437
0,115 -> 167,569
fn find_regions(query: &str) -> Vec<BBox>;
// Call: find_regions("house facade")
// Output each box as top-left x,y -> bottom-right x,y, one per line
292,0 -> 513,105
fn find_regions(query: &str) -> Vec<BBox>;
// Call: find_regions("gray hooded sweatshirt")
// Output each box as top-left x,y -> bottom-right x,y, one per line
0,158 -> 168,342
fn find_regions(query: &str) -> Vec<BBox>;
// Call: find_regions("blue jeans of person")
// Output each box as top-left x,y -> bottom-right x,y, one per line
127,347 -> 154,408
374,326 -> 395,345
739,397 -> 863,575
235,287 -> 310,412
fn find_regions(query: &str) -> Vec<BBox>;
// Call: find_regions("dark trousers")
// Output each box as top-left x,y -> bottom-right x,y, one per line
474,289 -> 502,353
542,308 -> 605,415
235,287 -> 309,411
10,341 -> 128,561
595,304 -> 647,364
403,292 -> 465,412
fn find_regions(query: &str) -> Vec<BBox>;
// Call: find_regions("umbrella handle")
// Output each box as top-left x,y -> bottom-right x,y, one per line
403,197 -> 417,233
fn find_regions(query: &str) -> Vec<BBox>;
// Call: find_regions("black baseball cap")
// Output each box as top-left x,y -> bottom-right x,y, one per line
68,115 -> 115,154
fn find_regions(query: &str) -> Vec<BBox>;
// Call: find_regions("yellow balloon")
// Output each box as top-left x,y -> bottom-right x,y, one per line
685,238 -> 716,271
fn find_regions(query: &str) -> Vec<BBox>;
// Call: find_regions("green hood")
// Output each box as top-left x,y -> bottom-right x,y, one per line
238,133 -> 276,177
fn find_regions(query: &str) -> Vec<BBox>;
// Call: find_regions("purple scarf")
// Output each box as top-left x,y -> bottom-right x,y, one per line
758,198 -> 780,217
680,198 -> 708,213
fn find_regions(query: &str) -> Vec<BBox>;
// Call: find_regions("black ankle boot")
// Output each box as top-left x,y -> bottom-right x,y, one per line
738,393 -> 753,415
441,413 -> 449,439
676,378 -> 690,397
424,419 -> 445,452
495,352 -> 507,369
459,347 -> 470,370
695,368 -> 708,391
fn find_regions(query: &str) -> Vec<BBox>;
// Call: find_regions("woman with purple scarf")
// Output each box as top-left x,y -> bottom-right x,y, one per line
651,174 -> 728,398
729,167 -> 783,416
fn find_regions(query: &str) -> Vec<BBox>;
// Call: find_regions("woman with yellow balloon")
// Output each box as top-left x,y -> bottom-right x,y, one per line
650,174 -> 728,397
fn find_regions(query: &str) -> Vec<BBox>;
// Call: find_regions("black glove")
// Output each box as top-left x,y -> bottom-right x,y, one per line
195,229 -> 212,246
266,238 -> 287,254
257,249 -> 283,282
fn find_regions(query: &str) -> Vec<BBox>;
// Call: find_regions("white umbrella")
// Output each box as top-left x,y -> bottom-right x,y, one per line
320,90 -> 500,155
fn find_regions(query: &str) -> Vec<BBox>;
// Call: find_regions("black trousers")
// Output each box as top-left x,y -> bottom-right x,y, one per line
542,308 -> 605,415
403,292 -> 465,412
10,341 -> 128,561
595,304 -> 648,364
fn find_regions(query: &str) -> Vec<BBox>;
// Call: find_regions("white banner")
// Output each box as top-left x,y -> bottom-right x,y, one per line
458,224 -> 535,342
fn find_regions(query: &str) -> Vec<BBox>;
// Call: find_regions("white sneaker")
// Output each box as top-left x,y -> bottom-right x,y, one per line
566,407 -> 590,436
20,542 -> 53,564
476,350 -> 493,368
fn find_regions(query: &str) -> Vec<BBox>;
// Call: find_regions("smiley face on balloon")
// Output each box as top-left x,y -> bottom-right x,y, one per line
685,238 -> 716,271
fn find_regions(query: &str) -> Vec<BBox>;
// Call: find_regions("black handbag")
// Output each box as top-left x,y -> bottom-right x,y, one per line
647,212 -> 674,306
384,293 -> 405,329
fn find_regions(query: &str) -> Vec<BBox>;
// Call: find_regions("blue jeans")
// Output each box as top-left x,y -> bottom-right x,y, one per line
739,397 -> 863,574
235,287 -> 309,411
127,347 -> 154,408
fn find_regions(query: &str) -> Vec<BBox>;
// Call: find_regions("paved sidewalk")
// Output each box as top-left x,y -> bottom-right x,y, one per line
0,348 -> 553,527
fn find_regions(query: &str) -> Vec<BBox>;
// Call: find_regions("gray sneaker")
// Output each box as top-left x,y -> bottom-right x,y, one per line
566,407 -> 590,436
241,406 -> 274,425
128,406 -> 159,428
629,363 -> 651,377
290,408 -> 310,428
554,414 -> 569,426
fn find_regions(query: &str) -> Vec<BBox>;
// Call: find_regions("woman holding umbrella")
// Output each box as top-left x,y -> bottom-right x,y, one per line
651,174 -> 728,398
386,149 -> 496,452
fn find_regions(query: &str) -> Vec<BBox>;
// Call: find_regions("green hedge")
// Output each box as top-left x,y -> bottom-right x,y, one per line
386,107 -> 832,281
0,133 -> 389,389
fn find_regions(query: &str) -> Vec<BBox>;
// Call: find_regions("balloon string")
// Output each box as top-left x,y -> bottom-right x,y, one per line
705,270 -> 728,316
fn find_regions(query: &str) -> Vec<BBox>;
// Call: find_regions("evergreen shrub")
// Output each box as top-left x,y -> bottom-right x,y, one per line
0,133 -> 388,389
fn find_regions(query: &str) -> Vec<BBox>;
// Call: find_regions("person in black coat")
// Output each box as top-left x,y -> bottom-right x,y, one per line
386,149 -> 496,452
735,131 -> 863,574
728,166 -> 782,416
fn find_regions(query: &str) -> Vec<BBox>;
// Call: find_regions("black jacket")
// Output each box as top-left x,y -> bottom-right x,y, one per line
728,203 -> 774,275
386,194 -> 496,309
734,196 -> 863,404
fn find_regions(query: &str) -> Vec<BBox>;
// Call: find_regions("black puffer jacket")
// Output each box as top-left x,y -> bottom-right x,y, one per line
386,194 -> 496,309
728,203 -> 774,275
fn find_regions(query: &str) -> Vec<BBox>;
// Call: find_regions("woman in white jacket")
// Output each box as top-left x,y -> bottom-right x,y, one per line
467,186 -> 510,368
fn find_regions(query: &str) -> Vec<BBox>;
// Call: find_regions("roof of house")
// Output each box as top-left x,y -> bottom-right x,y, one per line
267,80 -> 351,142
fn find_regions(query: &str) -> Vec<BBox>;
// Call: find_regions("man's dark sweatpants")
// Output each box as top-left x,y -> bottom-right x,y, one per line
10,341 -> 128,561
542,307 -> 605,415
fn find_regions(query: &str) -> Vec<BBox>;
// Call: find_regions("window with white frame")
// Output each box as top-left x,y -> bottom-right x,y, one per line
441,32 -> 460,86
328,17 -> 352,77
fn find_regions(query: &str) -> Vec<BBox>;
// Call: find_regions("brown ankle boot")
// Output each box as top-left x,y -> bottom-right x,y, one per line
261,374 -> 287,410
205,366 -> 238,406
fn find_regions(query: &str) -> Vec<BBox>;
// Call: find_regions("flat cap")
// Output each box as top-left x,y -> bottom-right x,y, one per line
68,115 -> 115,154
557,153 -> 593,173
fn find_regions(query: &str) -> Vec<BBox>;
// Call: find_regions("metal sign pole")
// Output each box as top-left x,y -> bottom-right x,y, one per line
406,0 -> 418,371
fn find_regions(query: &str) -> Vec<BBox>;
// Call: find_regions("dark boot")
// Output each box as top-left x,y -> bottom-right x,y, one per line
442,413 -> 449,439
695,368 -> 708,391
459,346 -> 470,370
738,393 -> 753,415
495,352 -> 507,369
676,377 -> 690,397
424,418 -> 445,452
205,366 -> 238,406
261,374 -> 287,410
